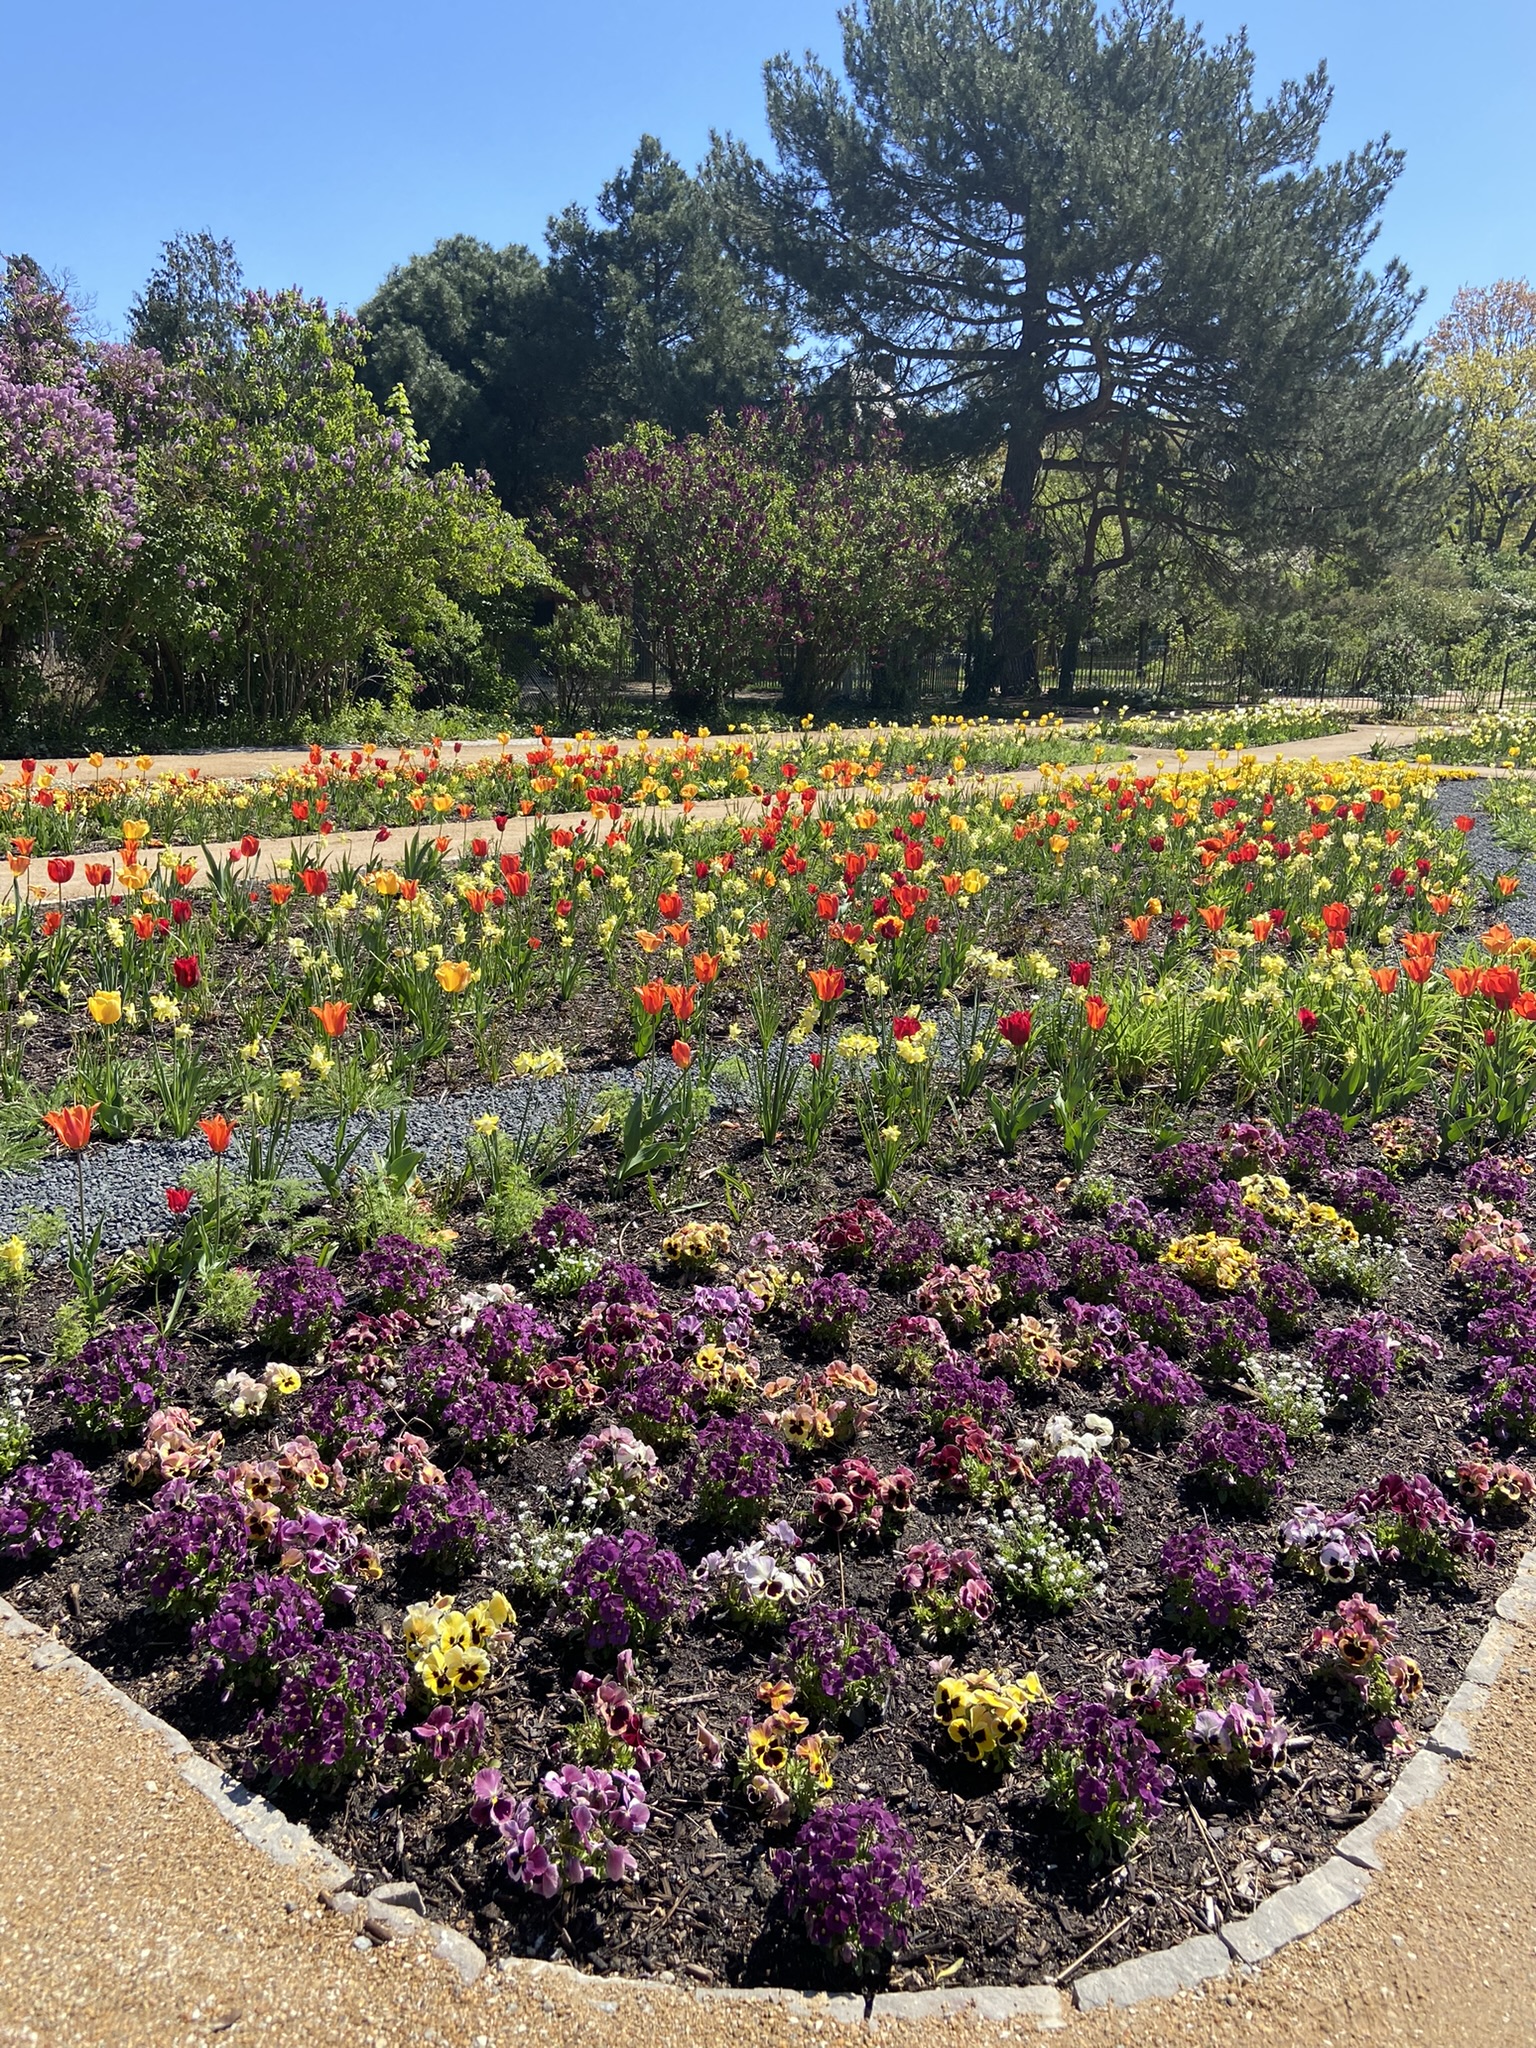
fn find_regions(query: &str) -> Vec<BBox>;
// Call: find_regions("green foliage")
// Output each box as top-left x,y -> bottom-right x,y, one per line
200,1264 -> 259,1334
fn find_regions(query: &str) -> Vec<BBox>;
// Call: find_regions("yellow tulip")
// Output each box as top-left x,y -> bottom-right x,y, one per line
434,960 -> 473,994
87,990 -> 123,1028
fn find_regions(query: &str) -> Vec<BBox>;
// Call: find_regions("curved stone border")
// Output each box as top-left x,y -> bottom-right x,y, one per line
6,1548 -> 1534,2026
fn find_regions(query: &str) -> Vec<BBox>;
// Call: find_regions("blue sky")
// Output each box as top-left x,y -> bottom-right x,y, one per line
4,0 -> 1531,339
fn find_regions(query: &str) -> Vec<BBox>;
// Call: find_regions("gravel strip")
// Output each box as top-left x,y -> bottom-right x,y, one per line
1434,776 -> 1536,942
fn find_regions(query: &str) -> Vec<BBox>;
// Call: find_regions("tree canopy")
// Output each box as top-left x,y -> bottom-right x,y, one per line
359,139 -> 789,512
717,0 -> 1436,686
1427,280 -> 1536,557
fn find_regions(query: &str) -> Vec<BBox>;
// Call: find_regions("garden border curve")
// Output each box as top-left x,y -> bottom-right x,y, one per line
8,1547 -> 1535,2027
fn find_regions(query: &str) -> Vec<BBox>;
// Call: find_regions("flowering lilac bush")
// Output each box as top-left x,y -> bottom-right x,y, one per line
779,1606 -> 899,1726
1025,1693 -> 1174,1861
1350,1472 -> 1496,1578
1158,1527 -> 1274,1635
121,1480 -> 252,1618
254,1257 -> 346,1356
1110,1345 -> 1204,1442
0,1452 -> 103,1561
394,1468 -> 507,1571
44,1324 -> 180,1442
1184,1405 -> 1293,1511
250,1628 -> 409,1786
789,1273 -> 869,1348
771,1800 -> 924,1970
194,1573 -> 329,1694
682,1414 -> 790,1532
564,1530 -> 692,1653
356,1234 -> 452,1310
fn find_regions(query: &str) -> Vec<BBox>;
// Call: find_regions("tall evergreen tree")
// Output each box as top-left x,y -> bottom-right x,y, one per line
129,231 -> 244,359
717,0 -> 1435,690
359,140 -> 788,512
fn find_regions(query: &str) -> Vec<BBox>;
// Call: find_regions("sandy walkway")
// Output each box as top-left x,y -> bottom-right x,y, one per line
1,1605 -> 1532,2048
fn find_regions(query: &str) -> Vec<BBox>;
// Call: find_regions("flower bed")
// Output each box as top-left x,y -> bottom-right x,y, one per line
0,1122 -> 1529,1993
0,747 -> 1534,1994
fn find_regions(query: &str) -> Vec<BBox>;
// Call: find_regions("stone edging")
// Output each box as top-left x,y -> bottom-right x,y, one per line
6,1548 -> 1534,2026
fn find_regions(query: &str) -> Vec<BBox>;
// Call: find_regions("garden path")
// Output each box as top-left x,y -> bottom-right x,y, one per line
1,1599 -> 1531,2048
20,725 -> 1426,907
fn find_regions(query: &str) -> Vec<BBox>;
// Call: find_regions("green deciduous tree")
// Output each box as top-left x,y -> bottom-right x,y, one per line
129,231 -> 245,360
718,0 -> 1435,691
1428,281 -> 1536,557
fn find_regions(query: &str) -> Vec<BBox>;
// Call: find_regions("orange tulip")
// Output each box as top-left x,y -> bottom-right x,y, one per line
1446,966 -> 1480,998
635,980 -> 667,1016
1496,875 -> 1521,898
1403,956 -> 1435,985
1429,895 -> 1455,917
269,882 -> 295,907
633,930 -> 664,954
1084,995 -> 1110,1031
1482,923 -> 1515,956
310,1000 -> 350,1038
1197,905 -> 1226,933
1123,915 -> 1152,944
1402,930 -> 1439,961
692,952 -> 721,985
1480,965 -> 1522,1013
1249,915 -> 1274,944
84,862 -> 112,888
670,1040 -> 694,1070
1370,967 -> 1399,994
198,1114 -> 236,1155
808,966 -> 846,1004
666,984 -> 695,1023
43,1102 -> 98,1151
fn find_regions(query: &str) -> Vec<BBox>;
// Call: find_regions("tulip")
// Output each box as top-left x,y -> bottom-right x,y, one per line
808,967 -> 846,1004
84,862 -> 112,888
1479,966 -> 1521,1013
666,984 -> 695,1023
435,960 -> 473,994
1297,1008 -> 1319,1036
1197,905 -> 1227,933
692,952 -> 721,985
43,1103 -> 98,1152
1067,960 -> 1093,987
310,1000 -> 350,1038
1370,968 -> 1399,994
997,1009 -> 1033,1050
1084,995 -> 1110,1031
87,990 -> 122,1028
47,857 -> 74,886
635,981 -> 667,1017
891,1015 -> 921,1041
199,1115 -> 235,1155
269,882 -> 295,907
165,1187 -> 193,1214
671,1040 -> 695,1070
172,956 -> 201,991
1482,924 -> 1515,956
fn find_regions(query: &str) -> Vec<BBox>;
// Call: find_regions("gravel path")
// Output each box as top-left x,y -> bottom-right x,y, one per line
1434,777 -> 1536,943
2,1603 -> 1534,2046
